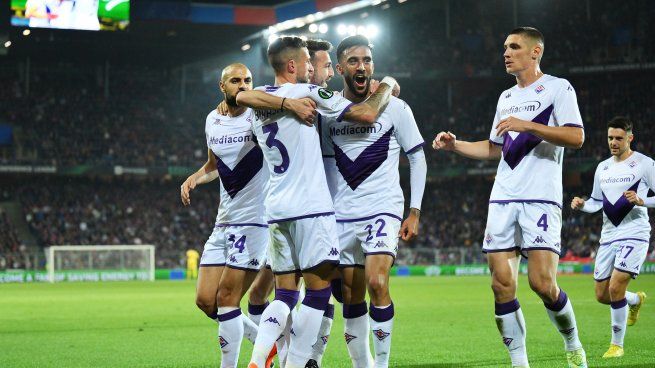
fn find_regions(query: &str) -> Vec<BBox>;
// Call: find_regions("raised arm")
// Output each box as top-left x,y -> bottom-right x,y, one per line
235,90 -> 317,125
342,77 -> 398,125
432,132 -> 502,160
180,148 -> 218,206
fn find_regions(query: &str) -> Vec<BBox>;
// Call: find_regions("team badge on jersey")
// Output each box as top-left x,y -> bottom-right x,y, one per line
318,88 -> 334,99
535,84 -> 545,94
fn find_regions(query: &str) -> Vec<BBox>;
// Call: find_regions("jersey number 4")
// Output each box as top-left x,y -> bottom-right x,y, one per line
263,122 -> 290,174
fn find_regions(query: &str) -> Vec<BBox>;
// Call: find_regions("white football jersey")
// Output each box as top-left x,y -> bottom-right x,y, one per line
205,109 -> 268,226
489,74 -> 583,207
586,152 -> 655,243
321,95 -> 424,221
250,83 -> 353,223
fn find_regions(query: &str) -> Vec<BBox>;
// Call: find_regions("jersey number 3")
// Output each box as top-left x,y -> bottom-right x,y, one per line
263,122 -> 290,174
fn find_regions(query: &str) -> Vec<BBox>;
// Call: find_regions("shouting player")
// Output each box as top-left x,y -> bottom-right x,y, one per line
181,63 -> 315,368
234,36 -> 399,368
433,27 -> 587,367
571,116 -> 650,359
321,35 -> 426,368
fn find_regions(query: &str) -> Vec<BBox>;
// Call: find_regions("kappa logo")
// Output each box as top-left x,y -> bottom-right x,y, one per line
308,85 -> 318,91
613,325 -> 622,333
503,337 -> 513,346
535,84 -> 545,94
603,165 -> 609,171
619,261 -> 628,268
219,336 -> 228,349
320,335 -> 330,344
328,247 -> 339,256
229,255 -> 238,263
265,317 -> 281,326
560,327 -> 575,335
533,236 -> 546,244
344,333 -> 357,344
505,92 -> 511,99
373,329 -> 391,341
290,328 -> 296,336
248,258 -> 260,266
374,241 -> 386,248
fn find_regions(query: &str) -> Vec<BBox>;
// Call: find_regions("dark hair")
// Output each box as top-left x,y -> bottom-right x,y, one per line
306,39 -> 333,60
267,36 -> 307,73
607,116 -> 633,132
509,27 -> 545,46
336,35 -> 373,62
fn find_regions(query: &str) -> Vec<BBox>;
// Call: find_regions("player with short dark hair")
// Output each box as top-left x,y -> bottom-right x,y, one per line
433,27 -> 588,367
235,36 -> 399,368
320,35 -> 426,368
571,116 -> 651,359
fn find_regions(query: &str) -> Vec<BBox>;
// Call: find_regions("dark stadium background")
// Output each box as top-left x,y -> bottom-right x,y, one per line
1,0 -> 654,272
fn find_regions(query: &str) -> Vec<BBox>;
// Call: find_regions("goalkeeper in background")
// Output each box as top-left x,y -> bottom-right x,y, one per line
186,248 -> 200,279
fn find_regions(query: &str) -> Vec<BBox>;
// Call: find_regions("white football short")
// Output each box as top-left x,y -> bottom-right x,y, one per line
594,238 -> 649,280
268,214 -> 340,274
199,225 -> 268,271
482,202 -> 562,256
337,214 -> 401,267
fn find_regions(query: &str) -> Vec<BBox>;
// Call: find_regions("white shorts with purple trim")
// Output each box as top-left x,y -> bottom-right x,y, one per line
337,213 -> 401,267
482,202 -> 562,256
594,238 -> 649,280
268,213 -> 340,274
199,224 -> 269,271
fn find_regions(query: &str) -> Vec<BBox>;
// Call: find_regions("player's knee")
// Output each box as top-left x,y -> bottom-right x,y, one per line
528,278 -> 557,301
608,282 -> 626,300
195,295 -> 215,315
367,274 -> 389,298
248,283 -> 270,305
217,284 -> 239,307
490,276 -> 515,297
595,289 -> 610,304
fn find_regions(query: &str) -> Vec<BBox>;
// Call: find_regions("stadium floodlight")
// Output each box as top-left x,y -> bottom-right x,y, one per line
300,35 -> 308,41
46,245 -> 156,283
241,43 -> 251,51
309,23 -> 319,33
4,41 -> 10,48
366,24 -> 380,38
23,29 -> 30,36
337,24 -> 347,35
347,25 -> 357,36
318,24 -> 329,34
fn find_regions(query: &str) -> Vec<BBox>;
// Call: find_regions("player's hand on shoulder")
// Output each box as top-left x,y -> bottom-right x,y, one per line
180,175 -> 198,206
216,100 -> 229,116
432,131 -> 456,151
286,97 -> 317,126
624,190 -> 644,206
570,196 -> 585,210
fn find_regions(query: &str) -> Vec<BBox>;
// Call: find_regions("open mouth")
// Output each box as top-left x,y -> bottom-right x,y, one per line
354,74 -> 367,88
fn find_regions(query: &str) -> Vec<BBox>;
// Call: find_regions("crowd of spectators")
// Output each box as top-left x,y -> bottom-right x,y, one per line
2,174 -> 653,270
1,0 -> 654,270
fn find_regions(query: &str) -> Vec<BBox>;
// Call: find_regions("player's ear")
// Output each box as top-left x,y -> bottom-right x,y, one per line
287,59 -> 296,74
532,45 -> 542,61
335,62 -> 344,75
219,81 -> 226,94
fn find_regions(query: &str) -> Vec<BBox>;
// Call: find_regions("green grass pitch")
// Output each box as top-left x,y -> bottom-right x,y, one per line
1,275 -> 654,367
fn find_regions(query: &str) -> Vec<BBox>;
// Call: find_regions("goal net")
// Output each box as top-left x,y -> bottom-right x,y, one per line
45,245 -> 155,283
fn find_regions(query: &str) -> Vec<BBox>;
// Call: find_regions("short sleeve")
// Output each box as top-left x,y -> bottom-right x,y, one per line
644,158 -> 655,192
553,80 -> 583,128
303,85 -> 353,119
392,100 -> 424,153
